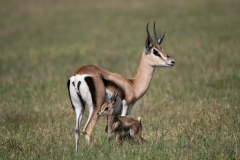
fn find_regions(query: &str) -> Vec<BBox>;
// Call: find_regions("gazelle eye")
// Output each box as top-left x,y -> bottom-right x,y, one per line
105,107 -> 109,111
153,49 -> 161,57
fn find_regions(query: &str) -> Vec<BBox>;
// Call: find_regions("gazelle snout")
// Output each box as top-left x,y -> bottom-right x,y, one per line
166,56 -> 175,67
97,110 -> 102,117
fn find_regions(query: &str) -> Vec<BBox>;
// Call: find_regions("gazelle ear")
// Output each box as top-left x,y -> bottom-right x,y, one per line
157,30 -> 166,45
144,22 -> 153,54
110,92 -> 118,106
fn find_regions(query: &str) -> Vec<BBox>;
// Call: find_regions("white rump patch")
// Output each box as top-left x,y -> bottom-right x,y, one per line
72,74 -> 94,130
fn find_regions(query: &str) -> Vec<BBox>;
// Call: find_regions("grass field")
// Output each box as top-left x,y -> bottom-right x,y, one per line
0,0 -> 240,159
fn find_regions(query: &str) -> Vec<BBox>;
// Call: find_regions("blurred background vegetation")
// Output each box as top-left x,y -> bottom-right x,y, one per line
0,0 -> 239,159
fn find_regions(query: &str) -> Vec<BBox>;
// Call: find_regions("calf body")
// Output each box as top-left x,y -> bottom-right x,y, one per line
98,93 -> 145,144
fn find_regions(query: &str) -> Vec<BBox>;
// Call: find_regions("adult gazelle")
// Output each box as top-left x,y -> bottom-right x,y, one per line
67,22 -> 175,152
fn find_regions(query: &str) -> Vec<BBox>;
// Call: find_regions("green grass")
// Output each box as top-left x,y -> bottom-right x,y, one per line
0,0 -> 240,159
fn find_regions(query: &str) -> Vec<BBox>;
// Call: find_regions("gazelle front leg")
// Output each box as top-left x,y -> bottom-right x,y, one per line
120,100 -> 128,116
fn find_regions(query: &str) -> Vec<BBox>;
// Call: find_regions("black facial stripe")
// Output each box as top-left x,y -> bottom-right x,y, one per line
85,76 -> 96,107
153,49 -> 161,57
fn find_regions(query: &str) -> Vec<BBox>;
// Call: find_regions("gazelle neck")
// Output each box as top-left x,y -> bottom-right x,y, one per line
131,52 -> 155,99
107,113 -> 115,132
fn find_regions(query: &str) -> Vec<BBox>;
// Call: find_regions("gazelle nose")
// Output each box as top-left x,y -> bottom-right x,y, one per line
171,60 -> 175,64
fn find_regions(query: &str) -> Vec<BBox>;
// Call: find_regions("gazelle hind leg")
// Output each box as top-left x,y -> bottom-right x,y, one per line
82,105 -> 94,146
82,111 -> 99,147
81,76 -> 106,147
68,77 -> 85,152
74,107 -> 84,152
130,127 -> 145,144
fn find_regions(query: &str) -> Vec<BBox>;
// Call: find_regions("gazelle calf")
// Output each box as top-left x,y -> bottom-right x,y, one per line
97,93 -> 145,144
67,22 -> 175,152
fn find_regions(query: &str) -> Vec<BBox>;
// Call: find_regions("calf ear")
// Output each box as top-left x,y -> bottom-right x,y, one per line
110,92 -> 118,105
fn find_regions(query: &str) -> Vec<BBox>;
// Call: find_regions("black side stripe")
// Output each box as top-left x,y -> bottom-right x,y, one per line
102,79 -> 125,100
84,76 -> 96,107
